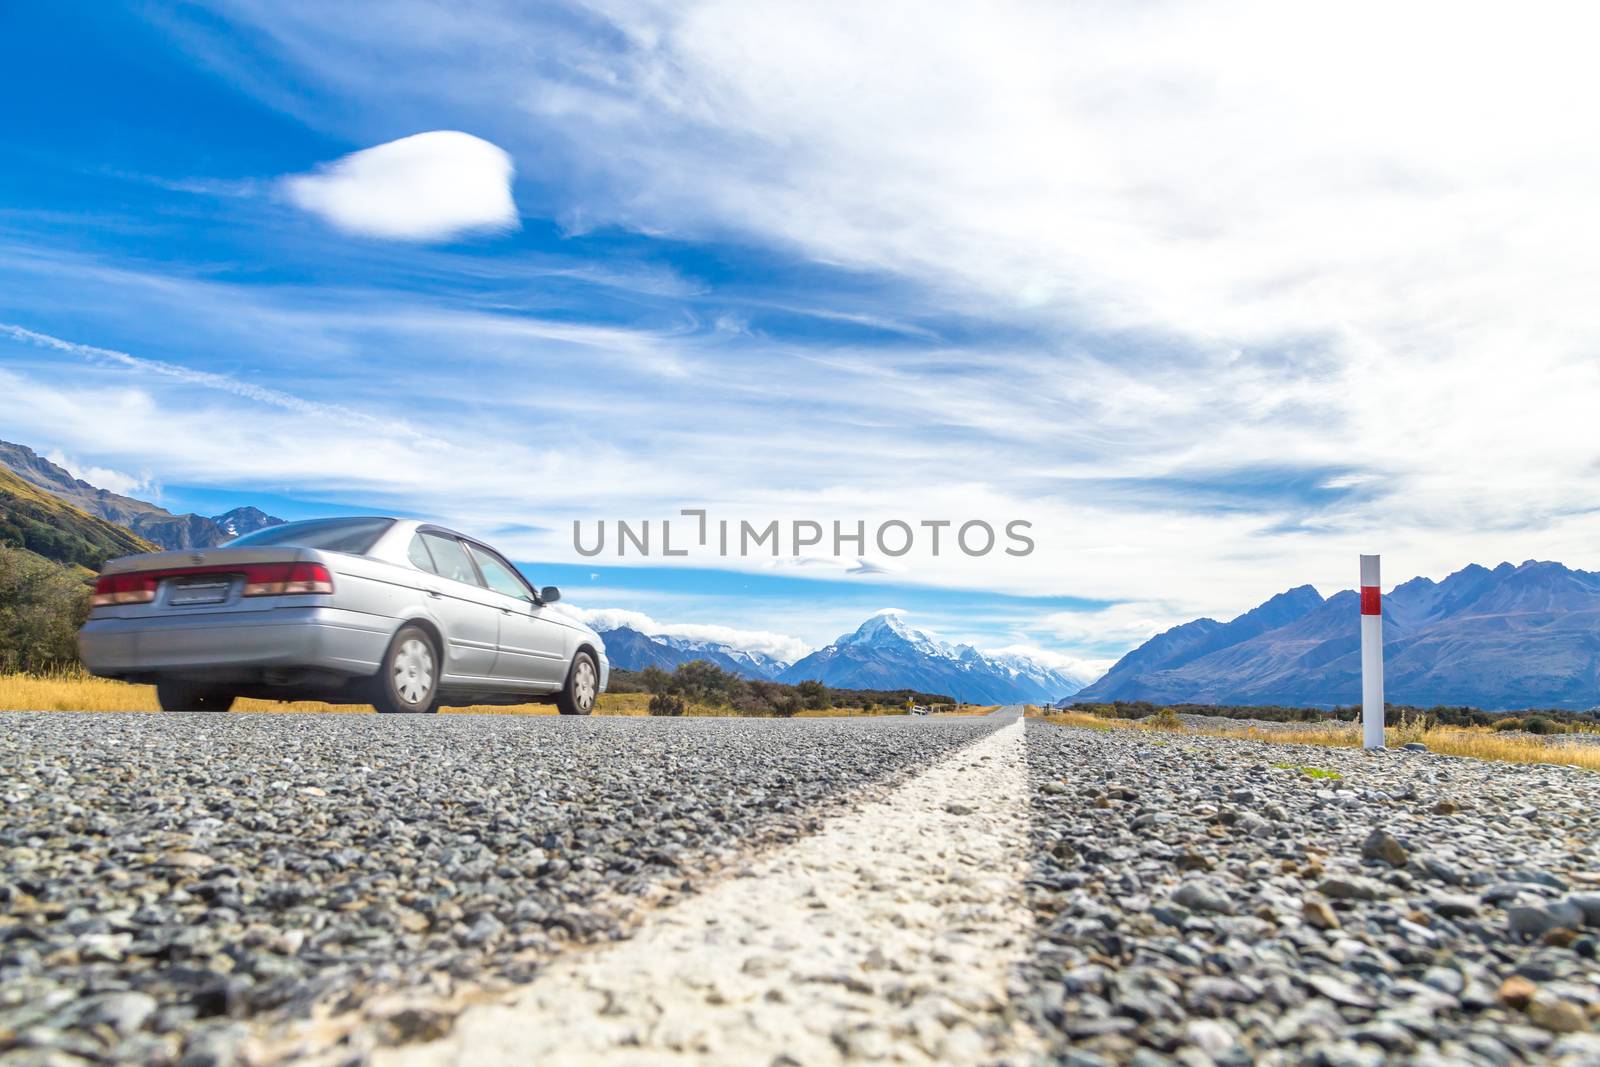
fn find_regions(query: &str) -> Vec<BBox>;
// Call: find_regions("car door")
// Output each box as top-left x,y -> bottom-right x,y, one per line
464,542 -> 570,688
414,531 -> 501,683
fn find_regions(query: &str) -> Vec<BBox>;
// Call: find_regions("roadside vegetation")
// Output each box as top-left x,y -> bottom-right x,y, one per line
1062,698 -> 1600,730
0,545 -> 93,674
1032,703 -> 1600,773
0,661 -> 956,718
611,662 -> 955,717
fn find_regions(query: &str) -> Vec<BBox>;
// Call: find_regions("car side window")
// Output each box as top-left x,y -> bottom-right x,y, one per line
419,533 -> 479,586
467,544 -> 534,602
407,534 -> 437,573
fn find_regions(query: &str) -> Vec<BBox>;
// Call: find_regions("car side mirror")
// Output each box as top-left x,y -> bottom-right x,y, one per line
539,586 -> 561,604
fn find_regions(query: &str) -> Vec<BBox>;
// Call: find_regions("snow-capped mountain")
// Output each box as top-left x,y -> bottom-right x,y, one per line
213,506 -> 284,539
657,636 -> 790,679
595,626 -> 791,680
777,612 -> 1087,704
986,650 -> 1098,700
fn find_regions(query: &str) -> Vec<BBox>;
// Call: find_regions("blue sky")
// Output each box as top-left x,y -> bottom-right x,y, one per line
4,2 -> 1599,674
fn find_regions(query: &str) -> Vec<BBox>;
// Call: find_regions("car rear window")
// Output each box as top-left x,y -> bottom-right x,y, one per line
226,517 -> 395,554
407,534 -> 437,573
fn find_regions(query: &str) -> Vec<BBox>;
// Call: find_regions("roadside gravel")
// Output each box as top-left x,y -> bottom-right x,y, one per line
0,712 -> 997,1066
1022,722 -> 1600,1066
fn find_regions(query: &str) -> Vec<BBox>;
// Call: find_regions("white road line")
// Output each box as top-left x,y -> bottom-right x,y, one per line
376,719 -> 1040,1066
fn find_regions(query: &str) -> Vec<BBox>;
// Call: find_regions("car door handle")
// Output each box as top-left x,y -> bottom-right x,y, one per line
427,590 -> 443,599
500,607 -> 514,615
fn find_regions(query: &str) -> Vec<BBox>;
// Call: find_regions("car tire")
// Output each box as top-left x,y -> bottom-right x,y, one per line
556,651 -> 599,716
156,682 -> 235,712
372,625 -> 441,714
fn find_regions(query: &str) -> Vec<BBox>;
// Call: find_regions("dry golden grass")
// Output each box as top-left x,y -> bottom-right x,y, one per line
0,671 -> 552,715
0,673 -> 890,719
1029,708 -> 1600,772
929,704 -> 998,717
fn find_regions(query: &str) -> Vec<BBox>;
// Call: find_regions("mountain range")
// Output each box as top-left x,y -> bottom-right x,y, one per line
1071,561 -> 1600,710
602,612 -> 1091,704
0,465 -> 157,571
594,626 -> 793,680
778,613 -> 1091,704
0,440 -> 283,551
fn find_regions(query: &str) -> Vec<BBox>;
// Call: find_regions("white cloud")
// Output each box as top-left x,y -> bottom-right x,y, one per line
43,448 -> 154,499
983,644 -> 1108,686
1038,603 -> 1194,652
282,131 -> 517,241
551,605 -> 813,663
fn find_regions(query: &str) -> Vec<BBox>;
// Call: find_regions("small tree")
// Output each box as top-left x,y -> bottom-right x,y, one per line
0,547 -> 91,673
639,666 -> 671,695
795,679 -> 829,711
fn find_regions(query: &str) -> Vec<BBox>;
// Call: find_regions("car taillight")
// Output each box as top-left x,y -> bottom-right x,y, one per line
243,562 -> 334,596
91,573 -> 158,607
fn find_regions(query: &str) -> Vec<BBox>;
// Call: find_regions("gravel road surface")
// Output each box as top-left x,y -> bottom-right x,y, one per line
0,712 -> 998,1066
4,710 -> 1600,1066
1024,724 -> 1600,1066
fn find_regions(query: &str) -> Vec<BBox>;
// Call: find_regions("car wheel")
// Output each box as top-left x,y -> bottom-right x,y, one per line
556,651 -> 598,716
156,682 -> 236,712
373,625 -> 441,714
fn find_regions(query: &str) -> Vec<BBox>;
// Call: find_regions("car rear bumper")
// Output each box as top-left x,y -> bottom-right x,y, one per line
78,606 -> 393,682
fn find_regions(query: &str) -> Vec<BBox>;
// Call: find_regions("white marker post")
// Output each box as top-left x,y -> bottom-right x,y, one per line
1359,554 -> 1385,749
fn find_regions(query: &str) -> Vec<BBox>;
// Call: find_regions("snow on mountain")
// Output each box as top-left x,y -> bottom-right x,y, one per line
779,611 -> 1087,704
596,627 -> 791,680
596,608 -> 1085,703
213,506 -> 284,539
656,635 -> 791,679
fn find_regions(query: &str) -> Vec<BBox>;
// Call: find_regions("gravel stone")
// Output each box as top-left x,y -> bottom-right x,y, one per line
1360,828 -> 1409,867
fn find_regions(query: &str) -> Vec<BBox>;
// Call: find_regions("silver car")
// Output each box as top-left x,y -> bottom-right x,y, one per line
77,516 -> 609,715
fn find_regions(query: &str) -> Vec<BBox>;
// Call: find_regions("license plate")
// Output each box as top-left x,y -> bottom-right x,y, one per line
169,579 -> 230,605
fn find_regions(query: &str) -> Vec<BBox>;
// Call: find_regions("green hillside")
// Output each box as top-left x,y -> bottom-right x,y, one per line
0,466 -> 157,570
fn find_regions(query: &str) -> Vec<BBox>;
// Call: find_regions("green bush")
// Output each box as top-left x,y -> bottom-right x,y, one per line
647,693 -> 686,717
1522,716 -> 1564,735
1492,717 -> 1524,732
0,546 -> 92,673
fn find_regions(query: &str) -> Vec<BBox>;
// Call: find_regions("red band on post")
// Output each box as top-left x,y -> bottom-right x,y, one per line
1360,586 -> 1381,615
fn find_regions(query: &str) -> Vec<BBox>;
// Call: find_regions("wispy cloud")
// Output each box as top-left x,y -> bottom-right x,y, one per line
0,322 -> 443,444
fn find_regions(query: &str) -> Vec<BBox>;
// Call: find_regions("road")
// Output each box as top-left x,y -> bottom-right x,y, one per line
3,708 -> 1600,1065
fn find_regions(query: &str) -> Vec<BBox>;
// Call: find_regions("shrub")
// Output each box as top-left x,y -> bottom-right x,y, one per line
638,666 -> 671,695
795,679 -> 829,711
0,546 -> 91,674
648,693 -> 686,717
1492,718 -> 1524,732
1522,716 -> 1564,735
1391,709 -> 1435,746
1149,707 -> 1184,730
